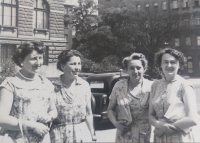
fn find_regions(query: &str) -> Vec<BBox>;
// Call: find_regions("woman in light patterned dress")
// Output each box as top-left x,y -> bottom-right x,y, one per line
107,53 -> 153,143
149,48 -> 198,142
0,42 -> 57,143
50,50 -> 96,143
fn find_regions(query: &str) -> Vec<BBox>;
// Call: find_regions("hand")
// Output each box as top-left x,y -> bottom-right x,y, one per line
114,120 -> 130,132
154,128 -> 164,137
33,122 -> 50,137
37,113 -> 51,124
157,122 -> 178,134
92,135 -> 97,142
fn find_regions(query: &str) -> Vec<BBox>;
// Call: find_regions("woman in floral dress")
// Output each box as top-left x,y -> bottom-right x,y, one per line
50,50 -> 96,143
0,42 -> 57,143
149,48 -> 198,142
107,53 -> 153,142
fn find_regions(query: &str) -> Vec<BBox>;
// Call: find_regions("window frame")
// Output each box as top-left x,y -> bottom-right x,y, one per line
175,38 -> 180,47
33,0 -> 49,30
162,1 -> 167,10
0,0 -> 17,27
172,0 -> 178,9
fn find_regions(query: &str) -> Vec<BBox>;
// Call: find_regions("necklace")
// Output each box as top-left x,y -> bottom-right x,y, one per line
18,71 -> 35,81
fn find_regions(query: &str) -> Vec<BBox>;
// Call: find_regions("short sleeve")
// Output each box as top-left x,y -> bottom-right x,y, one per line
109,82 -> 119,103
85,82 -> 92,103
0,78 -> 14,93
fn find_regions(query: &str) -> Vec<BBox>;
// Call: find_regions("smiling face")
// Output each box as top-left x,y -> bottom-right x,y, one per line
161,53 -> 180,80
126,60 -> 145,82
61,56 -> 81,78
21,50 -> 43,74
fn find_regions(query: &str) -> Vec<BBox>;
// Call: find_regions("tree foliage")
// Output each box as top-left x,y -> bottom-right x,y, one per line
68,0 -> 190,73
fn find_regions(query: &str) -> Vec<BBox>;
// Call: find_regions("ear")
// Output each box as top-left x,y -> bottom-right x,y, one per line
19,58 -> 24,66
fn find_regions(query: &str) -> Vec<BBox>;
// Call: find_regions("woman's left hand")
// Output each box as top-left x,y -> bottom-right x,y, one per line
37,113 -> 51,123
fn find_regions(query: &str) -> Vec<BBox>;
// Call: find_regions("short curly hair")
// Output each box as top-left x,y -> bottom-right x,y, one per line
122,53 -> 148,71
154,48 -> 186,71
57,50 -> 82,72
12,42 -> 45,67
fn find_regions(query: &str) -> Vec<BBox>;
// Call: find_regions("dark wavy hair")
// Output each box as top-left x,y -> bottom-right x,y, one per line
122,53 -> 148,71
57,50 -> 82,72
154,48 -> 186,71
12,42 -> 45,67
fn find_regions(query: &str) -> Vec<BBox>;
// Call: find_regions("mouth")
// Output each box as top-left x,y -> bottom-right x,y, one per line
72,70 -> 80,75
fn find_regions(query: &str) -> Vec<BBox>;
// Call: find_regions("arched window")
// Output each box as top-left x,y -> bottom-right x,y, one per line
0,0 -> 17,26
187,56 -> 193,73
33,0 -> 49,29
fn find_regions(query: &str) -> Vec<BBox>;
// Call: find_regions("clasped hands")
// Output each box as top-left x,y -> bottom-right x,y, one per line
31,113 -> 52,137
154,121 -> 180,137
114,120 -> 131,135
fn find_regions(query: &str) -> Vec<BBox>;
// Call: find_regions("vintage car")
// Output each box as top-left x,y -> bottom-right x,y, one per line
86,71 -> 129,123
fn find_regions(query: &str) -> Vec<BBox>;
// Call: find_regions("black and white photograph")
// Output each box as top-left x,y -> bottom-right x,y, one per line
0,0 -> 200,142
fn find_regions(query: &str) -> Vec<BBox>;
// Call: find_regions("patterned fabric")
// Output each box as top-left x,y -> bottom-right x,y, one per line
109,78 -> 152,143
0,73 -> 54,143
50,75 -> 91,143
151,75 -> 195,142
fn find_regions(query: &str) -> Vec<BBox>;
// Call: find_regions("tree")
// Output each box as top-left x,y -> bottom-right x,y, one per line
67,1 -> 190,74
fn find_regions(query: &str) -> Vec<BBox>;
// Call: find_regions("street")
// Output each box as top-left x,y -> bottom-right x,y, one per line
94,78 -> 200,142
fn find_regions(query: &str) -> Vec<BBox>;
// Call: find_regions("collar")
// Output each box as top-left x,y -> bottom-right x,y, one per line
162,75 -> 180,84
52,75 -> 83,87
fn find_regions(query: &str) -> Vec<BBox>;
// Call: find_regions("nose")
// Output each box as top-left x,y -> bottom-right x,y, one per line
167,62 -> 172,67
36,58 -> 43,65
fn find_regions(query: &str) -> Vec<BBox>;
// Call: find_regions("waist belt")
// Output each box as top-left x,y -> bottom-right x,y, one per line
53,119 -> 86,127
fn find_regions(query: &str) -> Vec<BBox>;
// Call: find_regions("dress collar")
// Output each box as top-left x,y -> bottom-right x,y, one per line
52,75 -> 83,87
162,75 -> 180,83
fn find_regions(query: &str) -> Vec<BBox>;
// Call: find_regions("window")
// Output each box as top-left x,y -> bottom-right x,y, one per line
172,0 -> 178,9
197,36 -> 200,45
186,37 -> 191,46
184,19 -> 190,26
187,56 -> 193,73
194,0 -> 200,6
175,38 -> 180,47
137,5 -> 141,11
145,4 -> 149,10
33,0 -> 49,29
195,18 -> 200,25
0,0 -> 17,26
183,0 -> 189,7
154,3 -> 158,10
0,44 -> 16,72
162,2 -> 167,10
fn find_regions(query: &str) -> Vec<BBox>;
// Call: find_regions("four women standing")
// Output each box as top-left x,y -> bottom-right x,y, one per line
0,42 -> 198,143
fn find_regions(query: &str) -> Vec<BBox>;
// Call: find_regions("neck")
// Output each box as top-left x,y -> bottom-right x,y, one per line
61,74 -> 76,86
20,69 -> 35,79
129,77 -> 142,88
164,74 -> 177,82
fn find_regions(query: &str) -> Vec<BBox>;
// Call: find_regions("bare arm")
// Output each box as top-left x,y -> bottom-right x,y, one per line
0,88 -> 37,131
85,98 -> 96,140
172,86 -> 198,130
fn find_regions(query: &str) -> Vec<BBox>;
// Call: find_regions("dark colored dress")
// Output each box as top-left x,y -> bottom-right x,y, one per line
109,78 -> 152,143
50,76 -> 91,143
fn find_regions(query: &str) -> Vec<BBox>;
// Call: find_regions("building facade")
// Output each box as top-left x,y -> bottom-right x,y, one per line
0,0 -> 68,77
99,0 -> 200,77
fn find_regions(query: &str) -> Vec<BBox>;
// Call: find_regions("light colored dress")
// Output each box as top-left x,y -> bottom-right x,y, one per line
50,76 -> 91,143
151,75 -> 195,142
109,78 -> 152,143
0,73 -> 54,143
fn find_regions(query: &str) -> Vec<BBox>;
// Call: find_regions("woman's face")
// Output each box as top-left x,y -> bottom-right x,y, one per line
22,50 -> 43,74
126,60 -> 145,82
61,56 -> 81,78
161,53 -> 180,79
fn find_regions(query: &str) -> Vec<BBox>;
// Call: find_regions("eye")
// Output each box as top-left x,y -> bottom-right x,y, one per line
136,67 -> 141,70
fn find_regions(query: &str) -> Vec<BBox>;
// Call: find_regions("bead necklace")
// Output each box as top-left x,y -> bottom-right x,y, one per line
19,71 -> 35,81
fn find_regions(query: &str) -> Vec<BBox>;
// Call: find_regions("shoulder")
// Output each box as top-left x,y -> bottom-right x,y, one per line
142,78 -> 153,92
177,76 -> 193,89
39,75 -> 54,88
114,78 -> 128,88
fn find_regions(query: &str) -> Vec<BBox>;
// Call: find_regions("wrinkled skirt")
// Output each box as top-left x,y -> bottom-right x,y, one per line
50,122 -> 91,143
